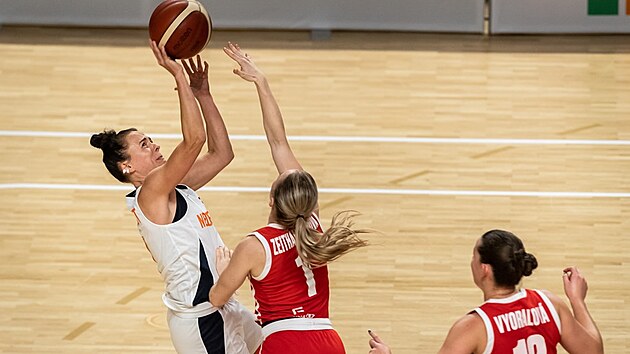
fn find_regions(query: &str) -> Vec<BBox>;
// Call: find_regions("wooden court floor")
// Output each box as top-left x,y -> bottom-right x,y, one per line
0,27 -> 629,353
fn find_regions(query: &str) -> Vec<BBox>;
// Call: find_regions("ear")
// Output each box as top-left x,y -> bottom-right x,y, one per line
268,196 -> 274,208
481,263 -> 493,280
119,161 -> 133,174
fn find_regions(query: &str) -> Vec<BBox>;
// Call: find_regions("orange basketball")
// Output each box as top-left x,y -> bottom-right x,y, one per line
149,0 -> 212,59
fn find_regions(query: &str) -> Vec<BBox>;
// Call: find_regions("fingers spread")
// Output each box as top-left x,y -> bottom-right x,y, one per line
182,60 -> 193,76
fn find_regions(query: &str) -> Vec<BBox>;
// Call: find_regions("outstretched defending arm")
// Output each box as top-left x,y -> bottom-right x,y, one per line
223,42 -> 302,173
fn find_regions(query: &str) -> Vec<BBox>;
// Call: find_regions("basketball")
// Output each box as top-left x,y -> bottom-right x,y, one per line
149,0 -> 212,59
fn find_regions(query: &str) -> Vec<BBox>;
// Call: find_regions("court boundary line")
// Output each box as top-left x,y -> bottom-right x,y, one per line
1,183 -> 629,198
1,130 -> 630,146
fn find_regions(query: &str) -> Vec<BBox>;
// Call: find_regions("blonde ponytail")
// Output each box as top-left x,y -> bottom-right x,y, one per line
273,170 -> 369,268
293,210 -> 369,268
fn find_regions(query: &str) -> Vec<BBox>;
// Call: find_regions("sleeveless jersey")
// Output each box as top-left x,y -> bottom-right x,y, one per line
126,185 -> 225,316
473,289 -> 562,354
248,215 -> 330,325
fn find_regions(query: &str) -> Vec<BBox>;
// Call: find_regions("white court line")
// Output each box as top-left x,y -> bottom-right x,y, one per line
1,183 -> 629,198
1,130 -> 630,145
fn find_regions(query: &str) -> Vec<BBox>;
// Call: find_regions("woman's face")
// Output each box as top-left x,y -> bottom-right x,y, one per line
124,131 -> 165,177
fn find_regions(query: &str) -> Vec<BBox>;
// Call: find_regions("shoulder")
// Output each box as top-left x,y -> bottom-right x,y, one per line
234,236 -> 266,259
453,312 -> 485,333
438,313 -> 486,354
538,289 -> 566,309
538,288 -> 571,321
232,235 -> 267,278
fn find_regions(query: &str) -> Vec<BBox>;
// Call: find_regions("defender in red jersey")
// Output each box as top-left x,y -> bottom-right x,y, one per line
369,230 -> 603,354
209,42 -> 372,354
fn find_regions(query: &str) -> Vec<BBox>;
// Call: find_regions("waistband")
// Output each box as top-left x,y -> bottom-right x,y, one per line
166,303 -> 218,319
262,317 -> 333,338
164,296 -> 241,319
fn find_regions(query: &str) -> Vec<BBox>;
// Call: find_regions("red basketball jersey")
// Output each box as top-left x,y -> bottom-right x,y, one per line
473,289 -> 561,354
248,215 -> 330,325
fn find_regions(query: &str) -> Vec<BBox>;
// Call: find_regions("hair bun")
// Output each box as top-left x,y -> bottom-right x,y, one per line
90,130 -> 116,149
522,252 -> 538,277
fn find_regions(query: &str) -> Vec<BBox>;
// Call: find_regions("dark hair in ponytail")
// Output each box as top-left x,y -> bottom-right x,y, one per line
90,128 -> 137,182
273,170 -> 369,268
477,229 -> 538,287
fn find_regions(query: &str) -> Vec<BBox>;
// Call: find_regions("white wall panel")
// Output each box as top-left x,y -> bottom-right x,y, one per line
0,0 -> 484,33
206,0 -> 484,33
491,0 -> 630,33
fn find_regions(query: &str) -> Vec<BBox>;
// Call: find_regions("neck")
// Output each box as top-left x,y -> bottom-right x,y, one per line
483,286 -> 518,301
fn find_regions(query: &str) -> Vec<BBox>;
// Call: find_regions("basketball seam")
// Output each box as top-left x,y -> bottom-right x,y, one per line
158,1 -> 198,49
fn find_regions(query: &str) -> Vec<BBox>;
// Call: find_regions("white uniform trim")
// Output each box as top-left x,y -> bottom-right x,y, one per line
535,289 -> 562,335
249,231 -> 272,281
248,215 -> 321,282
484,288 -> 527,304
261,318 -> 333,339
473,307 -> 494,354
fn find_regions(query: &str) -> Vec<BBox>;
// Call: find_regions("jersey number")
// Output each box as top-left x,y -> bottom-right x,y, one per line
295,256 -> 317,297
513,334 -> 546,354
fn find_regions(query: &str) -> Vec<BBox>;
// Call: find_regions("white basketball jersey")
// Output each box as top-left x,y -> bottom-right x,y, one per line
126,185 -> 225,316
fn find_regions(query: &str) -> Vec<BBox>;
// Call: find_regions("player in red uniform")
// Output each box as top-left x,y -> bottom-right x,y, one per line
368,229 -> 604,354
208,42 -> 371,354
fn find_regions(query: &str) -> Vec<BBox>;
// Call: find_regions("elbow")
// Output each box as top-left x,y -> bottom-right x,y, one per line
223,149 -> 235,166
184,134 -> 206,151
194,134 -> 207,148
211,147 -> 234,168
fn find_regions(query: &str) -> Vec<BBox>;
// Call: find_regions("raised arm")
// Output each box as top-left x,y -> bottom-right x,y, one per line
139,42 -> 206,220
547,267 -> 604,354
180,55 -> 234,190
223,42 -> 302,173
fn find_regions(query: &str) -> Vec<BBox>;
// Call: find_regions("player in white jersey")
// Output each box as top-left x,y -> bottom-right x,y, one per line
91,42 -> 262,354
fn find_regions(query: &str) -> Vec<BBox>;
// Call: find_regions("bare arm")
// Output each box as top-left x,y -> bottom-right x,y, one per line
547,267 -> 604,354
140,42 -> 206,222
223,42 -> 302,173
209,237 -> 265,307
437,313 -> 485,354
180,55 -> 234,190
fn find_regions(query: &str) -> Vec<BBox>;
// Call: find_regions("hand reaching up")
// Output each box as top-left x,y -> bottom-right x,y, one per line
223,42 -> 265,83
183,55 -> 210,99
150,41 -> 184,78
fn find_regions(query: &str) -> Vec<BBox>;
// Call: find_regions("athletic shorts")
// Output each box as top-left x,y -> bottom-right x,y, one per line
259,329 -> 345,354
167,302 -> 263,354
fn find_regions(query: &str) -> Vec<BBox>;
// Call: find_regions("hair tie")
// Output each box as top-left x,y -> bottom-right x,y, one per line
297,214 -> 306,219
